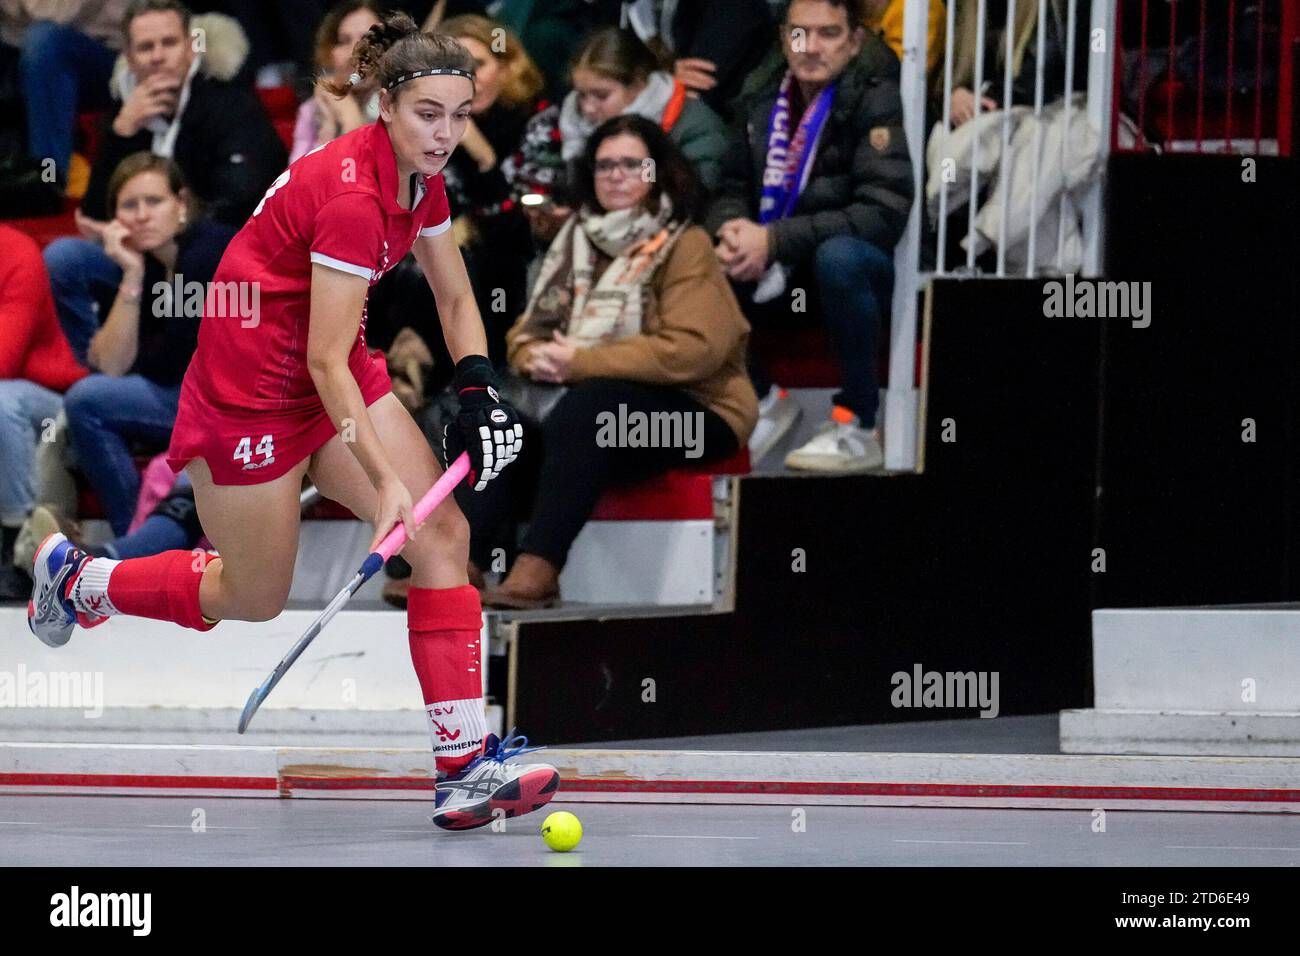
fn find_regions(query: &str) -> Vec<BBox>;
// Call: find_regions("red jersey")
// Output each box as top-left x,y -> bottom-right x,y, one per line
167,120 -> 451,485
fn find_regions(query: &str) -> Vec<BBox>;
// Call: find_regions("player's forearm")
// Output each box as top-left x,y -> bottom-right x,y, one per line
437,291 -> 489,364
310,363 -> 399,489
413,232 -> 486,362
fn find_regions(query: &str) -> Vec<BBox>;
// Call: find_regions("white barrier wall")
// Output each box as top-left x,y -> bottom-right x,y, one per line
1061,607 -> 1300,756
0,607 -> 468,715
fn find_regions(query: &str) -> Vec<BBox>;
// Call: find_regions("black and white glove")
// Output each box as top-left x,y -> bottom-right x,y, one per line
443,355 -> 523,491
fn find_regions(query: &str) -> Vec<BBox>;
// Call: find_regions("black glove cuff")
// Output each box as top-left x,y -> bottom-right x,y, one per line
453,354 -> 497,392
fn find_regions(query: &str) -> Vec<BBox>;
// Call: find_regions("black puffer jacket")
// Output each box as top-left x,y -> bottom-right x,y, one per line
704,35 -> 913,268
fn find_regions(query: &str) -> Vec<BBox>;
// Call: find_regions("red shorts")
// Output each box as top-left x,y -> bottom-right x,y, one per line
166,353 -> 393,486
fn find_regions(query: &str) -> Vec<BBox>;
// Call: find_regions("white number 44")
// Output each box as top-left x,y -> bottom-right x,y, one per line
234,435 -> 275,464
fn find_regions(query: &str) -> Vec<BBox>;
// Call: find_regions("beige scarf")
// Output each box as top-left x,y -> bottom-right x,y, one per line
514,196 -> 687,350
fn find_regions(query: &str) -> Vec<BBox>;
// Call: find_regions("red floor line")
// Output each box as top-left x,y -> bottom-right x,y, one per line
4,772 -> 1299,804
283,776 -> 1300,802
282,776 -> 433,791
0,772 -> 278,790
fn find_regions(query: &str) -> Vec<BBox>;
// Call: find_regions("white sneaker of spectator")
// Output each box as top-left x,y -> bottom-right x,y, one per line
748,385 -> 802,464
784,406 -> 884,473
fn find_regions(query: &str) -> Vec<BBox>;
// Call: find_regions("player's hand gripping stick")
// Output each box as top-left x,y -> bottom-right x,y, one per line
236,453 -> 471,733
443,354 -> 523,491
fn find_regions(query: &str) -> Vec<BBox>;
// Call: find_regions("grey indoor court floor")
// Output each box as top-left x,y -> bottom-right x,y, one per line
3,716 -> 1297,866
1,796 -> 1298,866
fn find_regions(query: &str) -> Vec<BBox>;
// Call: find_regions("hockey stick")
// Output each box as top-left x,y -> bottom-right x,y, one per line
237,452 -> 471,733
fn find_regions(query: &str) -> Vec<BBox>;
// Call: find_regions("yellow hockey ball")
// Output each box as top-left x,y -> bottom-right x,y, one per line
541,811 -> 582,851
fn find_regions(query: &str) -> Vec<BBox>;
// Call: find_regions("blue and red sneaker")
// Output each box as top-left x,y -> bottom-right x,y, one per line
431,731 -> 560,831
27,533 -> 105,647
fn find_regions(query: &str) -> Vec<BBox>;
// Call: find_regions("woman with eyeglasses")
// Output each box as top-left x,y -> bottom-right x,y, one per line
461,114 -> 758,610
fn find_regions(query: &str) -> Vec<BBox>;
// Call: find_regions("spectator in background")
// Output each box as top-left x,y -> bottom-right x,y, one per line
11,0 -> 128,194
503,25 -> 729,247
289,0 -> 382,163
563,28 -> 728,192
441,12 -> 546,212
43,1 -> 282,367
618,0 -> 775,122
926,0 -> 1094,274
79,0 -> 285,226
60,153 -> 234,537
447,116 -> 756,610
0,225 -> 89,600
705,0 -> 911,472
942,0 -> 1088,126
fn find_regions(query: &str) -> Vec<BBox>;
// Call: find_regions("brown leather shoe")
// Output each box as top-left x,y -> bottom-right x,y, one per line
481,553 -> 560,610
15,506 -> 84,572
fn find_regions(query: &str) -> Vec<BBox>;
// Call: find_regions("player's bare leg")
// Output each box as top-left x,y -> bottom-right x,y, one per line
27,453 -> 309,646
187,454 -> 311,623
309,393 -> 468,590
308,392 -> 557,830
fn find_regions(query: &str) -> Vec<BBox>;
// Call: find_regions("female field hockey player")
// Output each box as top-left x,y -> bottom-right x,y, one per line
28,12 -> 558,831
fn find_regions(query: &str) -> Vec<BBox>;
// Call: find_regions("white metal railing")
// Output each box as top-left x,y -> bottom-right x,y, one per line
885,0 -> 1116,470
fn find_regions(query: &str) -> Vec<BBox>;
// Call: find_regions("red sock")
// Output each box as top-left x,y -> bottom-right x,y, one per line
68,550 -> 217,631
408,584 -> 487,776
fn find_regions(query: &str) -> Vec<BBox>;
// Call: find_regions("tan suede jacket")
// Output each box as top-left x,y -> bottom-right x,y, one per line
507,225 -> 758,446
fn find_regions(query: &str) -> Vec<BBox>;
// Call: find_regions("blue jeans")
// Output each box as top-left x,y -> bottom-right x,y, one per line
0,380 -> 64,526
96,473 -> 196,560
64,374 -> 182,537
19,21 -> 117,180
813,236 -> 895,425
43,238 -> 122,366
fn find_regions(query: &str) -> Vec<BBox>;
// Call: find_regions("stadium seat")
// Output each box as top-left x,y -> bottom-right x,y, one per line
255,86 -> 299,152
591,448 -> 749,521
4,202 -> 78,246
299,448 -> 753,524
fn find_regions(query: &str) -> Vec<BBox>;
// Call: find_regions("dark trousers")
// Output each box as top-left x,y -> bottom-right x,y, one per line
737,236 -> 894,425
18,21 -> 117,179
456,378 -> 738,571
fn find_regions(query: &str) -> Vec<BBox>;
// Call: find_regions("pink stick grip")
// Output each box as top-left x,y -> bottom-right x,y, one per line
373,452 -> 471,562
